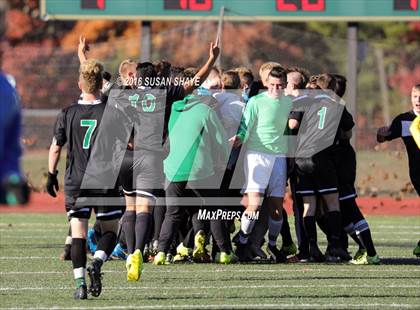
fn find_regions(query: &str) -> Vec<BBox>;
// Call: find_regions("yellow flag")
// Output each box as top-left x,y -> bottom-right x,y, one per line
410,115 -> 420,150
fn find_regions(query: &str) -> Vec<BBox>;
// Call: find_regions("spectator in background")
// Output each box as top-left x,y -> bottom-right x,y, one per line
0,0 -> 29,206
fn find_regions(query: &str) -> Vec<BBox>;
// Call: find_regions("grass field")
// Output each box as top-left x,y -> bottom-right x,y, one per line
1,214 -> 419,309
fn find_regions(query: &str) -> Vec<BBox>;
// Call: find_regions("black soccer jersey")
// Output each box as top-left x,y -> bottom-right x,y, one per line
53,99 -> 106,193
290,93 -> 353,159
385,110 -> 420,189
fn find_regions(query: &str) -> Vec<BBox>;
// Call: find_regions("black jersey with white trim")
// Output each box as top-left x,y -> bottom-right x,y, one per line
386,110 -> 420,176
52,99 -> 106,193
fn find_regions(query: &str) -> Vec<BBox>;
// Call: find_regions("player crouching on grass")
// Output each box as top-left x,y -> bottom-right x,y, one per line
377,83 -> 420,258
46,59 -> 123,299
229,66 -> 292,263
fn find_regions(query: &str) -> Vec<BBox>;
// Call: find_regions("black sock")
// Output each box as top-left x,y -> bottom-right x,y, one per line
97,231 -> 117,258
303,216 -> 317,246
327,211 -> 342,247
280,209 -> 293,247
71,238 -> 87,270
349,232 -> 364,249
358,229 -> 377,257
153,205 -> 166,241
135,212 -> 152,253
122,211 -> 136,254
316,215 -> 331,244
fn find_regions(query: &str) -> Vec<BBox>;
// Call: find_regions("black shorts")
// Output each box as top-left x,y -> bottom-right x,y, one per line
119,149 -> 164,198
65,190 -> 125,220
333,142 -> 358,201
295,150 -> 338,197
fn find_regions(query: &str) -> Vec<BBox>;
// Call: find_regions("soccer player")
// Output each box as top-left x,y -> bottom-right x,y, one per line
377,84 -> 420,257
329,74 -> 379,265
154,93 -> 235,265
288,74 -> 352,262
230,67 -> 292,263
0,1 -> 29,206
285,67 -> 311,262
47,60 -> 123,299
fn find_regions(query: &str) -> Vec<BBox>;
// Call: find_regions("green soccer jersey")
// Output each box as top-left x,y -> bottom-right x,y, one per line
237,92 -> 292,154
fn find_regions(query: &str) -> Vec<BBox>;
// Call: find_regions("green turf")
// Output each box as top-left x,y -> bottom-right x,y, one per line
0,214 -> 419,309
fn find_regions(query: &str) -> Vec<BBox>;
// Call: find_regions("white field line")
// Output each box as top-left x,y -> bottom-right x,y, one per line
1,223 -> 420,229
1,284 -> 419,292
1,269 -> 420,275
0,304 -> 418,310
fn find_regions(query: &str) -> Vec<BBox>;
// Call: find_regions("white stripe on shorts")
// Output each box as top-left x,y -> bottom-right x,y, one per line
318,187 -> 337,193
339,193 -> 357,201
96,210 -> 123,218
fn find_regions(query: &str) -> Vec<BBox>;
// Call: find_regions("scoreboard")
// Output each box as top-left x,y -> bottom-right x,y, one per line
41,0 -> 420,20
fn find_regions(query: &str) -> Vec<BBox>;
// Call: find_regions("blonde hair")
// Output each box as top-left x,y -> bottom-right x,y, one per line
79,59 -> 104,93
118,59 -> 137,78
259,62 -> 282,85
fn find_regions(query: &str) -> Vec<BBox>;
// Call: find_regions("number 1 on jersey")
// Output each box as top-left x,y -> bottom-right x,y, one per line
80,119 -> 97,149
317,107 -> 327,130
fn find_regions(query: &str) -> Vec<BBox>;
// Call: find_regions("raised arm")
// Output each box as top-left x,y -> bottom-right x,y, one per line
78,35 -> 89,64
183,42 -> 220,95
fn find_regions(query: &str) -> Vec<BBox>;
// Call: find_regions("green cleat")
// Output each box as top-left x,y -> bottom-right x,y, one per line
353,248 -> 366,261
367,254 -> 380,265
281,243 -> 297,256
219,252 -> 238,264
192,230 -> 207,262
153,251 -> 167,265
350,252 -> 380,265
413,244 -> 420,257
127,249 -> 143,281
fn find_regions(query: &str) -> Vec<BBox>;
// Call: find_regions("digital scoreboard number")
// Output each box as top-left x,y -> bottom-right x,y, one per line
44,0 -> 420,20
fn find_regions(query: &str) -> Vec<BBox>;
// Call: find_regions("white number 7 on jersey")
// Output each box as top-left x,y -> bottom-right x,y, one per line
317,107 -> 327,130
80,119 -> 97,149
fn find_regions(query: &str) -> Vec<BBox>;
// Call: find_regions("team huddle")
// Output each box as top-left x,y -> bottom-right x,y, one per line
45,36 -> 420,300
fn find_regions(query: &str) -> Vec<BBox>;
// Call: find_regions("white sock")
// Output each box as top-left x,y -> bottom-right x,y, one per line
73,267 -> 85,280
93,250 -> 107,262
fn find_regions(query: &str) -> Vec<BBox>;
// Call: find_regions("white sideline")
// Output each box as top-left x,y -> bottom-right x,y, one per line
1,269 -> 420,275
0,304 -> 417,310
1,284 -> 419,291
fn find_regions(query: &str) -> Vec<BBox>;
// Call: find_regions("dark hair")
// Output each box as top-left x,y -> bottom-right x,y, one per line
268,66 -> 287,85
333,74 -> 347,97
136,62 -> 157,86
154,60 -> 172,79
287,66 -> 309,89
102,71 -> 112,82
222,70 -> 241,89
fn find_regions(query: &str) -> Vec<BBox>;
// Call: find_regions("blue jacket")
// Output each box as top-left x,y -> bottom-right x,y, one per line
0,72 -> 22,182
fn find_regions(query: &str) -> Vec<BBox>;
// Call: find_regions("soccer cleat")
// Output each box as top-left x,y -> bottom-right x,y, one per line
249,243 -> 267,260
328,247 -> 352,262
153,251 -> 167,265
192,230 -> 208,262
350,253 -> 380,265
353,248 -> 366,261
413,244 -> 420,257
267,244 -> 287,263
165,253 -> 173,264
281,243 -> 298,256
150,240 -> 159,257
127,249 -> 143,281
111,243 -> 127,260
235,243 -> 254,262
86,229 -> 97,254
87,259 -> 103,297
73,285 -> 88,300
219,252 -> 238,264
309,244 -> 325,263
173,243 -> 192,262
